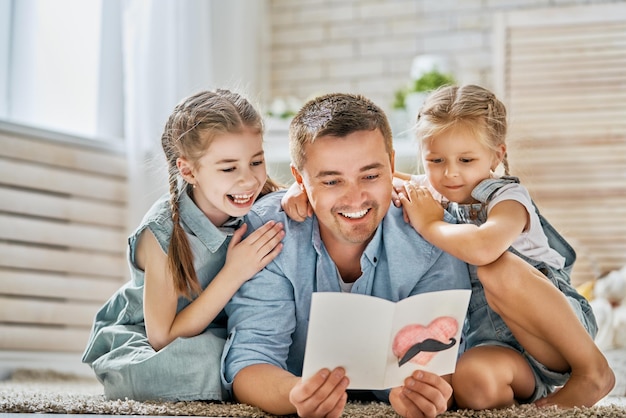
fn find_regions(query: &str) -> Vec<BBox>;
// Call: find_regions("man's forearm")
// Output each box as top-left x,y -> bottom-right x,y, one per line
233,363 -> 301,415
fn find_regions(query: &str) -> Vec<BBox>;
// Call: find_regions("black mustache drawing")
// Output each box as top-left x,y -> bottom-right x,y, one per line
398,338 -> 457,367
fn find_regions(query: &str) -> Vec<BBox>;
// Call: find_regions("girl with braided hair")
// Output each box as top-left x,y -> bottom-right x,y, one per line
392,84 -> 614,409
83,89 -> 285,401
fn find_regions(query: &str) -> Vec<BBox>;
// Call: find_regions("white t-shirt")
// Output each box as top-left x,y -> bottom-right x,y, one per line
488,182 -> 565,269
409,174 -> 565,269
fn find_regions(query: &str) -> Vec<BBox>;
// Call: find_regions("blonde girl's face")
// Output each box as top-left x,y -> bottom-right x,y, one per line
177,128 -> 267,226
421,126 -> 504,204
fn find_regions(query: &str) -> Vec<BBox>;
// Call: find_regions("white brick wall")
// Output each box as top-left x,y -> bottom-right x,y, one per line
268,0 -> 622,114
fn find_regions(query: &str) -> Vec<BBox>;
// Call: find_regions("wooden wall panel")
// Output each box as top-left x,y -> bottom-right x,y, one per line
0,129 -> 128,353
494,3 -> 626,285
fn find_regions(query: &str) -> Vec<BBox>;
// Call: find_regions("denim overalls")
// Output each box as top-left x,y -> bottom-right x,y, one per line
446,176 -> 597,402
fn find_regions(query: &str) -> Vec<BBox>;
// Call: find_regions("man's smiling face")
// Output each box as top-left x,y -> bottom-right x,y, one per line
293,129 -> 394,250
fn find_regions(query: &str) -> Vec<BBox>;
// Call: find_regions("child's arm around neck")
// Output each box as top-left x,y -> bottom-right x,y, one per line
399,186 -> 528,266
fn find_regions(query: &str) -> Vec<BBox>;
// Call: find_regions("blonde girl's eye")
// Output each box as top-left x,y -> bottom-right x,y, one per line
251,159 -> 264,167
221,166 -> 236,173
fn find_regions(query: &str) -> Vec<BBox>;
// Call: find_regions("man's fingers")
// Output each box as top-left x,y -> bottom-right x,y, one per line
398,390 -> 424,418
323,391 -> 348,418
311,368 -> 348,403
290,368 -> 349,418
402,372 -> 451,417
290,368 -> 331,403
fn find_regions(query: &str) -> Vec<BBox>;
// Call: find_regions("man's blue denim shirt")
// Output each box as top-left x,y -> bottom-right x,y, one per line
222,190 -> 470,394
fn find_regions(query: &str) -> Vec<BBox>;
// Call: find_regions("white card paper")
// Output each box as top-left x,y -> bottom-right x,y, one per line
301,289 -> 471,390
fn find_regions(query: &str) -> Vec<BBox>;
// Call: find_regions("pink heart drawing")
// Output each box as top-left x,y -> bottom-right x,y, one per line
392,316 -> 458,366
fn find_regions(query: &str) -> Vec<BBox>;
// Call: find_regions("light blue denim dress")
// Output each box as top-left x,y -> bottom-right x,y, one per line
82,187 -> 240,401
449,176 -> 597,402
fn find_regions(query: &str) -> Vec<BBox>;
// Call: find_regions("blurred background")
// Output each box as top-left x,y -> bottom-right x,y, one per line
0,0 -> 624,367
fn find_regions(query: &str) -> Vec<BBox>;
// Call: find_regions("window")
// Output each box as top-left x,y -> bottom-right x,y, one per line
0,0 -> 123,141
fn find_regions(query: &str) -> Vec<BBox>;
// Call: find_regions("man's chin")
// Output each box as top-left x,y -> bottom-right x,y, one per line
339,223 -> 378,244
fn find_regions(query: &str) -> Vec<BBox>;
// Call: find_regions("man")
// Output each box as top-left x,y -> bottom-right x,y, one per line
222,93 -> 470,418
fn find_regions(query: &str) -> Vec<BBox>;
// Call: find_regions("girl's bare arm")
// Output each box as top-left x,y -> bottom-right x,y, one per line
140,221 -> 284,351
400,187 -> 528,266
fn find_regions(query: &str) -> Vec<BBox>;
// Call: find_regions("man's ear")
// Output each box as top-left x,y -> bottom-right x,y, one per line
176,157 -> 195,185
290,164 -> 305,191
390,149 -> 396,174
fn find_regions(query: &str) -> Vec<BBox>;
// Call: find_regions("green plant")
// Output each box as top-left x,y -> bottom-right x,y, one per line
392,69 -> 455,110
412,69 -> 455,92
392,88 -> 408,110
267,97 -> 301,119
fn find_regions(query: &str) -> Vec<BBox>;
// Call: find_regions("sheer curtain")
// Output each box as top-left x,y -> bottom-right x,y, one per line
122,0 -> 215,229
0,0 -> 11,118
1,0 -> 122,139
0,0 -> 268,231
121,0 -> 268,230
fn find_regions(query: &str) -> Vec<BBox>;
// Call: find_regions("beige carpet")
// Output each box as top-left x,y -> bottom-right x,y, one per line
1,369 -> 626,417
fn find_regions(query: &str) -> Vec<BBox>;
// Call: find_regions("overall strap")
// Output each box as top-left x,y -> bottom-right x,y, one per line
471,176 -> 520,204
536,207 -> 577,275
444,177 -> 519,225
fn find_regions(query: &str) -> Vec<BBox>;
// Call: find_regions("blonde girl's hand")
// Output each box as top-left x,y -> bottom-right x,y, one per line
224,221 -> 285,284
398,185 -> 444,233
281,182 -> 312,222
392,172 -> 427,208
392,176 -> 409,208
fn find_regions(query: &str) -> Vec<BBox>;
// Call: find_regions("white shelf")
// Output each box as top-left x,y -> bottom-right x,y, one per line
264,130 -> 418,164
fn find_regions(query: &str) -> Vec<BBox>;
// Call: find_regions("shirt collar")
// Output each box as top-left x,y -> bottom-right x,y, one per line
178,188 -> 244,253
363,221 -> 382,266
310,215 -> 382,267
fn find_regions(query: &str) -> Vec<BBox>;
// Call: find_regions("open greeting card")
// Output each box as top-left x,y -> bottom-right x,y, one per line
301,289 -> 471,390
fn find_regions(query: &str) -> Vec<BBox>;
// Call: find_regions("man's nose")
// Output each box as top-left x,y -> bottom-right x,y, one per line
344,182 -> 367,202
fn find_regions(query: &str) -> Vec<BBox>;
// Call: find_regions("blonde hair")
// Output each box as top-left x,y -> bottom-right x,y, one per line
289,92 -> 393,170
415,84 -> 510,175
161,89 -> 281,298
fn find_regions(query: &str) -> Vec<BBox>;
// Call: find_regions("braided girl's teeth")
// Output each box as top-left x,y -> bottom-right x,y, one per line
231,193 -> 253,204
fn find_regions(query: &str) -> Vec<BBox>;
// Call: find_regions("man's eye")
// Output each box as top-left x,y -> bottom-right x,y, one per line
364,174 -> 379,180
323,180 -> 339,186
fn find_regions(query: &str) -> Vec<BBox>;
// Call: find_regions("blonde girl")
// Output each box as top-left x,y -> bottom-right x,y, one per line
394,84 -> 613,409
82,89 -> 285,401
